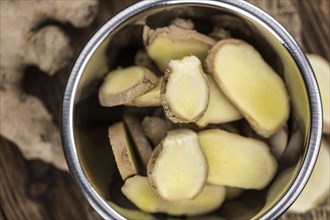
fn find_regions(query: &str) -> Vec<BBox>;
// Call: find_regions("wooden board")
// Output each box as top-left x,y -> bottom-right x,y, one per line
0,0 -> 329,219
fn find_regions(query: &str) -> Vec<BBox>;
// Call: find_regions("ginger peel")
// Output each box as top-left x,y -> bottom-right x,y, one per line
0,0 -> 99,170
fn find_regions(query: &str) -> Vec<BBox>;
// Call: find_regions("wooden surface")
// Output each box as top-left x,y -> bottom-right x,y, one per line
0,0 -> 329,219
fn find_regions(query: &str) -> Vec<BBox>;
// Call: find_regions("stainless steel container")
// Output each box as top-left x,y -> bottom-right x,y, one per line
61,0 -> 322,219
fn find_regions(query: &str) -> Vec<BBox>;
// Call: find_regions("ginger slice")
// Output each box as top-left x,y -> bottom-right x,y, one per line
121,175 -> 226,216
170,18 -> 195,30
134,50 -> 160,75
142,116 -> 173,146
289,139 -> 330,213
209,27 -> 231,41
267,126 -> 288,159
196,75 -> 242,127
128,77 -> 162,107
107,201 -> 155,220
190,216 -> 226,220
206,39 -> 290,137
99,66 -> 158,107
147,129 -> 208,201
307,54 -> 330,134
144,25 -> 216,71
108,122 -> 139,180
161,56 -> 210,123
198,129 -> 277,189
123,115 -> 153,168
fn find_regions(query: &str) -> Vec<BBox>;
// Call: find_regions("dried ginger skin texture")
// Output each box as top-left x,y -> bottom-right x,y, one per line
0,0 -> 99,170
108,122 -> 139,180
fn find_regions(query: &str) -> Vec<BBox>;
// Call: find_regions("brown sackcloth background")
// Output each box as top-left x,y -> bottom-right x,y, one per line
0,0 -> 329,219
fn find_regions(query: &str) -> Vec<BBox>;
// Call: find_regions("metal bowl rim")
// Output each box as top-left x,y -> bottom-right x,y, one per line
61,0 -> 322,219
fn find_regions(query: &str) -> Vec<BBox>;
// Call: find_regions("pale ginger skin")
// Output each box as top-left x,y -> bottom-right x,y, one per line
0,0 -> 99,170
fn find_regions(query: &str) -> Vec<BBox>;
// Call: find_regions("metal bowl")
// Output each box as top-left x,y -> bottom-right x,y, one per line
61,0 -> 322,219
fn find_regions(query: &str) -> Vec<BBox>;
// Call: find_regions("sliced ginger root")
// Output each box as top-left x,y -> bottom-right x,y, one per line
267,126 -> 288,159
123,115 -> 153,168
142,116 -> 173,145
198,129 -> 277,189
107,201 -> 155,220
128,77 -> 162,107
289,139 -> 330,213
161,56 -> 210,123
170,18 -> 195,30
134,50 -> 160,75
144,25 -> 216,71
122,175 -> 226,216
206,39 -> 290,137
99,66 -> 158,107
147,129 -> 208,201
196,75 -> 242,127
108,122 -> 139,180
307,54 -> 330,134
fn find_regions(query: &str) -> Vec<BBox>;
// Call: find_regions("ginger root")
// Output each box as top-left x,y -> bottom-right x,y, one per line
0,0 -> 98,170
142,116 -> 173,146
123,115 -> 153,168
206,39 -> 290,137
196,75 -> 242,127
170,18 -> 195,30
108,122 -> 139,180
107,201 -> 155,220
144,25 -> 216,71
99,66 -> 158,107
267,126 -> 288,159
198,129 -> 277,189
147,129 -> 208,201
122,175 -> 226,216
128,77 -> 162,107
161,56 -> 210,123
134,50 -> 160,75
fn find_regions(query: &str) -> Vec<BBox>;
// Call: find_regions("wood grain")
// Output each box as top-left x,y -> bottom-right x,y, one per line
293,0 -> 330,61
0,0 -> 329,219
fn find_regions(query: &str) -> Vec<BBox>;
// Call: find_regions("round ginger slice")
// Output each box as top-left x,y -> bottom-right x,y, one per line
128,77 -> 162,107
161,56 -> 210,123
198,129 -> 277,190
206,39 -> 290,137
147,129 -> 208,201
145,25 -> 216,71
122,175 -> 226,216
196,75 -> 242,127
99,66 -> 158,107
